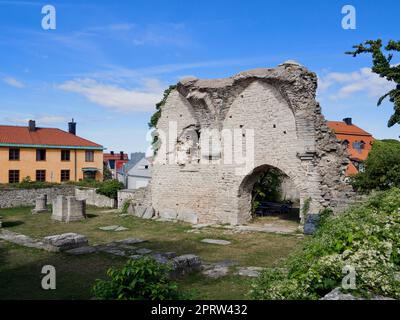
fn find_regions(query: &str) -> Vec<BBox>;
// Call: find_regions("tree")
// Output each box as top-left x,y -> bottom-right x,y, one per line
103,163 -> 112,181
351,139 -> 400,192
251,168 -> 286,213
346,39 -> 400,127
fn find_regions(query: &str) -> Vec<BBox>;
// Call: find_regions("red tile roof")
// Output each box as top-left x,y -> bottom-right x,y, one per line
327,120 -> 375,176
104,153 -> 129,161
327,121 -> 371,136
0,125 -> 103,149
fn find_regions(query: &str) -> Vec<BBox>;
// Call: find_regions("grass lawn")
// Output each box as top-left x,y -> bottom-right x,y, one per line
0,206 -> 303,300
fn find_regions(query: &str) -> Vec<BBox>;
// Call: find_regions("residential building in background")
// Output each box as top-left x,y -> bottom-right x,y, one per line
103,151 -> 129,179
0,120 -> 104,183
118,152 -> 152,189
327,118 -> 375,176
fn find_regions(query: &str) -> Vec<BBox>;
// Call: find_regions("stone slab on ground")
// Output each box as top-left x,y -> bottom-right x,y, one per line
98,225 -> 120,231
171,254 -> 202,277
235,266 -> 264,278
202,266 -> 229,278
136,248 -> 152,255
201,239 -> 231,245
65,246 -> 97,255
114,226 -> 129,231
98,225 -> 128,232
0,230 -> 45,250
97,247 -> 127,256
117,238 -> 147,245
151,253 -> 169,264
43,233 -> 88,252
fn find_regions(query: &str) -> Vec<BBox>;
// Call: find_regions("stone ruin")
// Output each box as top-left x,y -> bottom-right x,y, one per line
32,194 -> 48,214
52,195 -> 86,223
150,61 -> 355,226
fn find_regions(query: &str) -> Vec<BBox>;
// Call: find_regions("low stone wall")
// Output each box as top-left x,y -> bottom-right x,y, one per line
75,187 -> 116,208
117,187 -> 150,210
0,186 -> 75,209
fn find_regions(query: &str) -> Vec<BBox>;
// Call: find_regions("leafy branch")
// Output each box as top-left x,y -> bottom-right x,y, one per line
346,39 -> 400,127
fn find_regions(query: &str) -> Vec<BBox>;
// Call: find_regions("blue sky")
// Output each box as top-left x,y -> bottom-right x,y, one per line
0,0 -> 399,154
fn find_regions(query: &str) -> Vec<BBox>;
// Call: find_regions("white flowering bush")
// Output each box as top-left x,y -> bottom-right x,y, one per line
250,188 -> 400,300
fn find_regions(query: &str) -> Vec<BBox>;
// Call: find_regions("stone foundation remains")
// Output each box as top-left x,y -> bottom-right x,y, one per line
52,195 -> 86,223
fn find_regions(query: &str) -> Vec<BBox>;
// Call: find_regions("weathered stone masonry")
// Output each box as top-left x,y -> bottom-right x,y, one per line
151,61 -> 354,225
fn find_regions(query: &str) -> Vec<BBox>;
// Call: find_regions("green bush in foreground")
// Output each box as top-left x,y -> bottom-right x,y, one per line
92,257 -> 183,300
250,188 -> 400,300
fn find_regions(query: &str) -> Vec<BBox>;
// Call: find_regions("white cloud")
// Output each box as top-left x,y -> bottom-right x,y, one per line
318,67 -> 396,100
5,115 -> 69,125
2,77 -> 25,88
58,78 -> 164,112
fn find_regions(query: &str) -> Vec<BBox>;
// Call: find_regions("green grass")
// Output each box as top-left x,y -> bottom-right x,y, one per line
0,206 -> 303,300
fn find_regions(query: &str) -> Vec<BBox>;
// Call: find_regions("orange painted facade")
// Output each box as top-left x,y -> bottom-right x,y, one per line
0,147 -> 103,183
327,119 -> 375,176
0,122 -> 104,183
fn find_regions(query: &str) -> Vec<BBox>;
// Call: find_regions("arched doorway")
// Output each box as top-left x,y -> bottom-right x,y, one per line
238,164 -> 301,228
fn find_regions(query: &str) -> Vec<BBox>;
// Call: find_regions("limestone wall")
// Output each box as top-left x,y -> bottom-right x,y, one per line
74,187 -> 116,208
117,186 -> 151,210
0,185 -> 75,208
151,62 -> 354,225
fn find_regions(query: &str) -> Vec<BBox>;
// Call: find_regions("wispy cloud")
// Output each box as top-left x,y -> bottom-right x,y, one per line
2,77 -> 25,88
4,115 -> 69,125
318,67 -> 396,100
58,78 -> 164,112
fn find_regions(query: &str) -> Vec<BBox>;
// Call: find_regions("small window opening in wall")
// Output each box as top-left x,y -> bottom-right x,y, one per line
180,114 -> 182,117
273,124 -> 276,128
242,133 -> 246,137
208,155 -> 213,160
241,95 -> 244,98
229,115 -> 232,118
239,125 -> 243,128
283,130 -> 287,134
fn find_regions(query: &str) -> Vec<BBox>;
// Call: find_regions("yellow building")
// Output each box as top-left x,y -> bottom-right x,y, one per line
0,120 -> 104,183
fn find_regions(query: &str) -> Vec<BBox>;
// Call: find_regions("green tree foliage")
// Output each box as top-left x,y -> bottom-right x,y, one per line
148,85 -> 177,129
103,163 -> 113,181
92,257 -> 182,300
251,168 -> 286,212
250,188 -> 400,300
352,139 -> 400,192
346,39 -> 400,127
96,179 -> 124,199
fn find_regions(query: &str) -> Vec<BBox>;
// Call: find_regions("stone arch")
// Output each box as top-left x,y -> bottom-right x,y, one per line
237,163 -> 303,224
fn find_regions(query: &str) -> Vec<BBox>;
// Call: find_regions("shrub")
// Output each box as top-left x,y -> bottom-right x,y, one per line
0,176 -> 60,189
96,180 -> 124,199
352,139 -> 400,192
250,188 -> 400,300
92,257 -> 183,300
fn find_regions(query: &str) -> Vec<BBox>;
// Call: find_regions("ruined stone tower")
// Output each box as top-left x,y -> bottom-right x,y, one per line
151,61 -> 354,225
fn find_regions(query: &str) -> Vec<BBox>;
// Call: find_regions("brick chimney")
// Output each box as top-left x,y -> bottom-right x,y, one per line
68,119 -> 76,135
343,118 -> 352,125
28,120 -> 36,132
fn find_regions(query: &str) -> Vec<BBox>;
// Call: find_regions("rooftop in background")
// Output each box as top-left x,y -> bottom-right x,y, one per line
327,118 -> 372,137
103,152 -> 129,162
327,118 -> 375,176
0,121 -> 103,150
